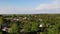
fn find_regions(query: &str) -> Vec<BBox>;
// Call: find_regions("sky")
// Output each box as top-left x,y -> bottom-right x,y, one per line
0,0 -> 60,14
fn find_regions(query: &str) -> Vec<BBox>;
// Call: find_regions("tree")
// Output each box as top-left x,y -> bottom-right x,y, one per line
0,17 -> 4,24
23,22 -> 31,32
30,22 -> 38,31
9,23 -> 18,34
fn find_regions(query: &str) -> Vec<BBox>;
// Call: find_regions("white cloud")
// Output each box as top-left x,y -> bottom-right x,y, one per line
0,0 -> 60,14
35,0 -> 60,10
0,7 -> 34,14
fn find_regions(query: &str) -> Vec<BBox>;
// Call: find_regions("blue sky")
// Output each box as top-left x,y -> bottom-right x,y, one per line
0,0 -> 60,14
0,0 -> 53,8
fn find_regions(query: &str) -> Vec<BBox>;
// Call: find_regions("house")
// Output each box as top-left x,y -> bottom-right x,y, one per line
2,27 -> 8,32
2,27 -> 9,34
39,24 -> 43,27
39,19 -> 42,21
23,17 -> 27,20
38,24 -> 47,32
1,21 -> 10,33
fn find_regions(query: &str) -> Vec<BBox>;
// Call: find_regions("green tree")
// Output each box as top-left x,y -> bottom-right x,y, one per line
23,22 -> 31,32
9,23 -> 18,34
0,17 -> 3,24
30,22 -> 38,31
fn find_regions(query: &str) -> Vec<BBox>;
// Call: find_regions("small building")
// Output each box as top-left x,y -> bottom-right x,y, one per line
1,23 -> 10,34
23,17 -> 27,20
39,24 -> 43,27
39,19 -> 42,21
19,28 -> 24,34
2,27 -> 10,34
38,24 -> 47,32
2,27 -> 8,32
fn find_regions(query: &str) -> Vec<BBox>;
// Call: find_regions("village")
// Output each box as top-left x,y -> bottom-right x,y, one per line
0,14 -> 60,34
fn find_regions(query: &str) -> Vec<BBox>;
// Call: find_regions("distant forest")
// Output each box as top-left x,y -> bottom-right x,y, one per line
0,14 -> 60,34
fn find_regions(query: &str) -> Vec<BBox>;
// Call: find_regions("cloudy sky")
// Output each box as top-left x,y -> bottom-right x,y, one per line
0,0 -> 60,14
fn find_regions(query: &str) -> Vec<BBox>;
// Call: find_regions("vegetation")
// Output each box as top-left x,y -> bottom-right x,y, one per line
0,14 -> 60,34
